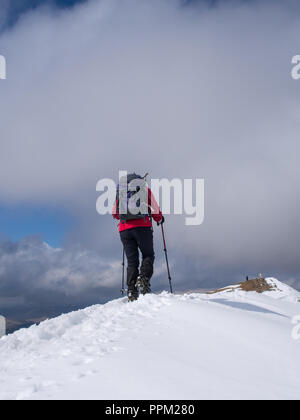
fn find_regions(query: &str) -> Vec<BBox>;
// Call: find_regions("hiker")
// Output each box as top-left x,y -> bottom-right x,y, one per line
112,173 -> 164,301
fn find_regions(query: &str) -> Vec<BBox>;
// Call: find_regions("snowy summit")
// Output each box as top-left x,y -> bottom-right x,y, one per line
0,278 -> 299,400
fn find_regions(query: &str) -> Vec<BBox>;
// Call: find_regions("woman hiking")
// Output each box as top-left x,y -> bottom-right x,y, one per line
112,173 -> 164,301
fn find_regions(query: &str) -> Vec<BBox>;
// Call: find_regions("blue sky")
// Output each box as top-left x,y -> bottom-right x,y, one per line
0,204 -> 73,247
2,0 -> 254,30
2,0 -> 87,30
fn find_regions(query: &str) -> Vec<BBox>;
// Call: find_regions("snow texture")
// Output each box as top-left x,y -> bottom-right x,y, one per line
0,278 -> 299,400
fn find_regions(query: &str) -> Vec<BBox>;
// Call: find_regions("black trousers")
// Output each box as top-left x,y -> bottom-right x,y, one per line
120,227 -> 155,290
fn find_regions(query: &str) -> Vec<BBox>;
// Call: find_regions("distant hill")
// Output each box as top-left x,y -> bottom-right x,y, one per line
6,318 -> 48,334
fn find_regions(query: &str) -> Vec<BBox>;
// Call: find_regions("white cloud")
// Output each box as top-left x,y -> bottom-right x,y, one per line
0,236 -> 121,306
0,0 -> 300,289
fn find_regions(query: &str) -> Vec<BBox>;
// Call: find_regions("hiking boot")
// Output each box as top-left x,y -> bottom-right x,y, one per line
136,275 -> 151,295
128,289 -> 139,302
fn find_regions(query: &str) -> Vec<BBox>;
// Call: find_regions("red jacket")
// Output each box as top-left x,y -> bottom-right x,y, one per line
112,187 -> 163,232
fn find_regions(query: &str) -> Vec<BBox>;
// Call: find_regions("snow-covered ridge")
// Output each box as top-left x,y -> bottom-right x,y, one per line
0,280 -> 300,400
265,278 -> 300,301
207,277 -> 300,303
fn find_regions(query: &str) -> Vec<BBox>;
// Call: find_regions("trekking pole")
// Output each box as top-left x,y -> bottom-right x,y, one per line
161,224 -> 173,294
121,247 -> 125,295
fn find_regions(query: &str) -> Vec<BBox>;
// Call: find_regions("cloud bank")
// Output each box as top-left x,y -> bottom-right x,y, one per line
0,236 -> 120,308
0,0 -> 300,312
0,235 -> 169,315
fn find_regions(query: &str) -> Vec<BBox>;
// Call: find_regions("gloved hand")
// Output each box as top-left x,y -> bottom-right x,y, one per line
157,215 -> 165,226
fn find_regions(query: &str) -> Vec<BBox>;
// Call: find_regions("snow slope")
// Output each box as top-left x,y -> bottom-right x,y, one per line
0,278 -> 299,400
